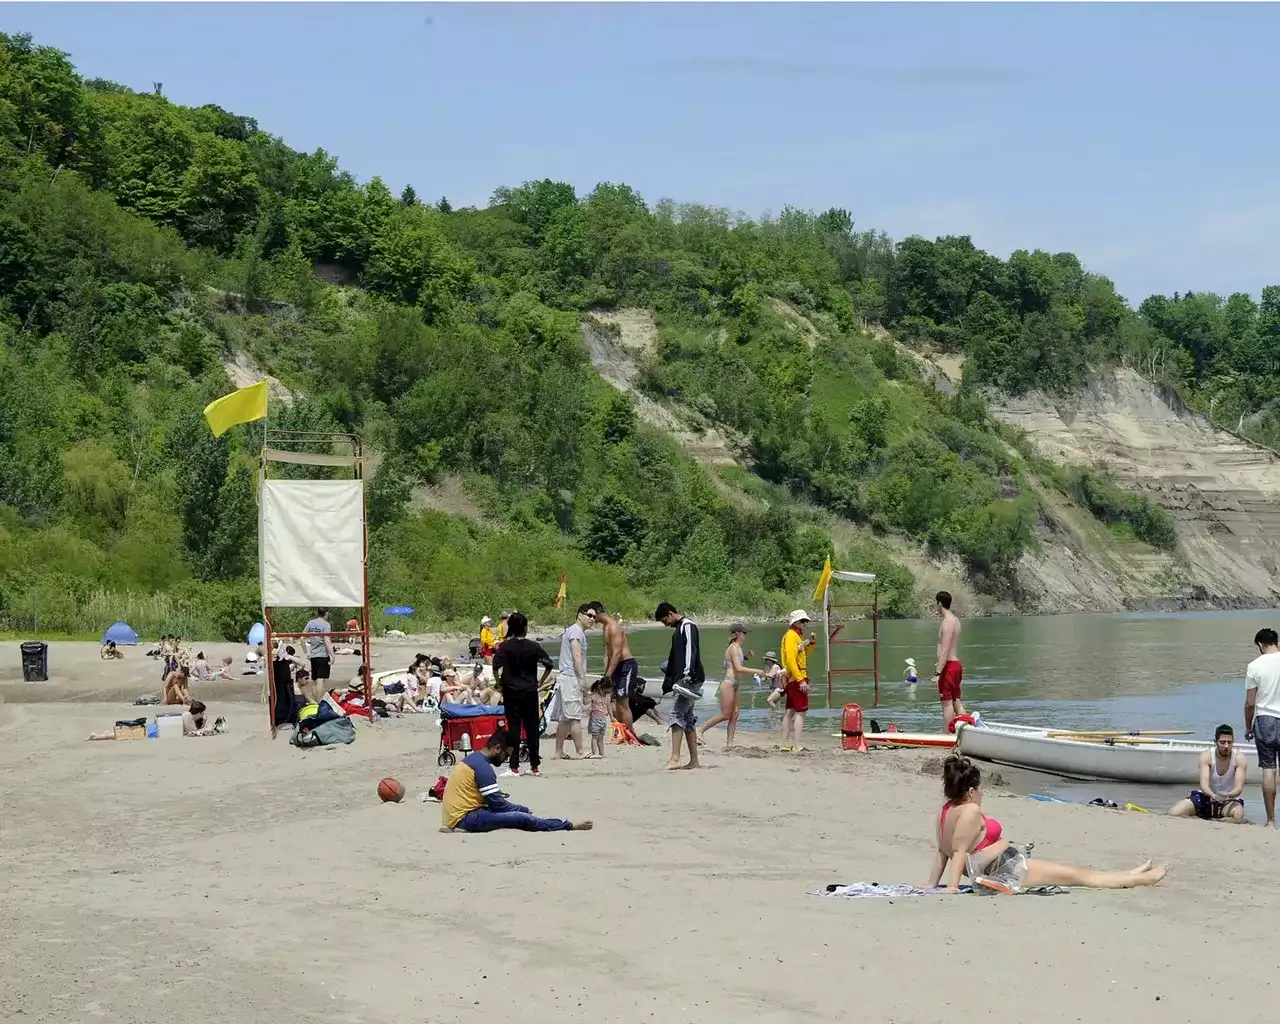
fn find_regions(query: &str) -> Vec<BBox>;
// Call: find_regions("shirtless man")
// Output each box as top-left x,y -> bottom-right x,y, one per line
934,591 -> 966,732
1169,724 -> 1247,823
592,602 -> 640,742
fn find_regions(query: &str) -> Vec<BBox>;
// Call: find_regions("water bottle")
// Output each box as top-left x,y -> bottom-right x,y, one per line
460,731 -> 472,753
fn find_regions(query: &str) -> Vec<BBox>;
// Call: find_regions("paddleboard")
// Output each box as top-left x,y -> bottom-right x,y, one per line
864,731 -> 955,749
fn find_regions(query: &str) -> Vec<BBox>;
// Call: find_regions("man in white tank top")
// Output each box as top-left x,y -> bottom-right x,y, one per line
1168,724 -> 1247,823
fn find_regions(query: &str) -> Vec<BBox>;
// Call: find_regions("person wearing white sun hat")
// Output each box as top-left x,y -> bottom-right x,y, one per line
479,615 -> 497,664
905,657 -> 919,684
779,609 -> 817,752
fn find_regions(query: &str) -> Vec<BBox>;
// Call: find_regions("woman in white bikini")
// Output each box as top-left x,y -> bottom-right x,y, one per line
698,622 -> 750,749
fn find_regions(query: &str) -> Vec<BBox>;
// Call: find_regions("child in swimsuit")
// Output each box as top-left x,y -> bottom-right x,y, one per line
586,679 -> 611,758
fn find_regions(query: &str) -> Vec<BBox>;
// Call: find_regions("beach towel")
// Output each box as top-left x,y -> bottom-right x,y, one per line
291,717 -> 357,747
809,883 -> 1067,899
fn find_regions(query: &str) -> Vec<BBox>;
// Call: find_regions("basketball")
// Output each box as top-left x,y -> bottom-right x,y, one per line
377,777 -> 404,803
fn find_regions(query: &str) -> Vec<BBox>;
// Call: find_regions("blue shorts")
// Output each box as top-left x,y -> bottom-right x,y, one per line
1189,790 -> 1243,820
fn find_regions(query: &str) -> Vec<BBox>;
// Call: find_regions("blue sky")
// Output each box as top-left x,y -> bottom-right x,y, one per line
14,2 -> 1280,302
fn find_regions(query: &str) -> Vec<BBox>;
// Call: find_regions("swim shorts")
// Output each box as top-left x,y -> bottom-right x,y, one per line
1188,790 -> 1244,820
784,679 -> 810,713
1253,715 -> 1280,770
311,656 -> 331,681
611,658 -> 639,700
938,660 -> 963,702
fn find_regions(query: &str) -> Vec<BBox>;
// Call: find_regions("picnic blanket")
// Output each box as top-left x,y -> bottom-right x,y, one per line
809,882 -> 1068,899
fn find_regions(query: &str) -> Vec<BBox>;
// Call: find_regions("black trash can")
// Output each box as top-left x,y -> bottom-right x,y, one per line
20,641 -> 48,682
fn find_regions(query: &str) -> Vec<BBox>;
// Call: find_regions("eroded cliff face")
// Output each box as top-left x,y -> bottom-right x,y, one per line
994,368 -> 1280,610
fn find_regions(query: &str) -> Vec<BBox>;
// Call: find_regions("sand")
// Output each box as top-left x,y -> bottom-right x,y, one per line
1,643 -> 1273,1023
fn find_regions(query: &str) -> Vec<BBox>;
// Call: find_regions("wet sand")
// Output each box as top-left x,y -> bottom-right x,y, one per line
0,643 -> 1274,1024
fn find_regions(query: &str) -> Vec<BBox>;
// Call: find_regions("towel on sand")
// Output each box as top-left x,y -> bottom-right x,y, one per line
809,882 -> 1067,899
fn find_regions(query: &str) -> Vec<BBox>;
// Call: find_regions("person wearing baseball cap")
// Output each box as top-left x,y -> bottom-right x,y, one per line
698,621 -> 752,748
780,609 -> 817,752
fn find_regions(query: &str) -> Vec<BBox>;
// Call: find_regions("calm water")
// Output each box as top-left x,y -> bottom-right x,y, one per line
614,610 -> 1278,816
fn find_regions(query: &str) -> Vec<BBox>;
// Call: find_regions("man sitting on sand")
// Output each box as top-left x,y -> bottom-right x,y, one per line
1169,724 -> 1247,823
100,640 -> 124,660
441,732 -> 593,834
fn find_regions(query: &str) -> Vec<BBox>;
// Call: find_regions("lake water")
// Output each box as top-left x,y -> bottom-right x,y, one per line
618,609 -> 1278,817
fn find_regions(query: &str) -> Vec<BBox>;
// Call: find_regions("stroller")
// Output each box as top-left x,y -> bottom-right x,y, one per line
435,691 -> 555,767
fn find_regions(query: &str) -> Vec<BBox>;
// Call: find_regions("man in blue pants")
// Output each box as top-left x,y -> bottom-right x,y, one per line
440,732 -> 594,833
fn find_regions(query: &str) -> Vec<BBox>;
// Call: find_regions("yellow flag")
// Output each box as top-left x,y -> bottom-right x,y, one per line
203,380 -> 268,437
554,573 -> 567,609
812,556 -> 833,602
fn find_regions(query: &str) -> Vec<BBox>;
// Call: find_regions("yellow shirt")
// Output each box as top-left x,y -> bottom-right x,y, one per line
442,752 -> 498,828
480,626 -> 496,650
497,621 -> 508,643
781,627 -> 808,683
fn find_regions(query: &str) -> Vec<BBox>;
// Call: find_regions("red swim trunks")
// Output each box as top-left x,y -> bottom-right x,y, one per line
938,661 -> 963,702
784,680 -> 810,713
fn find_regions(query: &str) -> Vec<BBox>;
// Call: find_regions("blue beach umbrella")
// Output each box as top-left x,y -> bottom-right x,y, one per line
384,605 -> 415,616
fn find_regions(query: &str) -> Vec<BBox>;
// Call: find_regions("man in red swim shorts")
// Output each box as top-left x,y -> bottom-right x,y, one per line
934,591 -> 967,732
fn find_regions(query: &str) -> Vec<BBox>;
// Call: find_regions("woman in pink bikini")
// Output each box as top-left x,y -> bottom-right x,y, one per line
927,754 -> 1168,893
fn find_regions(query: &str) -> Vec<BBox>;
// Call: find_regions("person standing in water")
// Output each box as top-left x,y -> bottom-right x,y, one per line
592,603 -> 639,743
698,622 -> 750,749
904,658 -> 919,684
933,591 -> 966,732
1245,627 -> 1280,827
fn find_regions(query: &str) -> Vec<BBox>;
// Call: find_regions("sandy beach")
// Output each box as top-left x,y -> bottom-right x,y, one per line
1,643 -> 1274,1023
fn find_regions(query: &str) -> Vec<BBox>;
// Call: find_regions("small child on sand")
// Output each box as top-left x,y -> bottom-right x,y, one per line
586,679 -> 611,758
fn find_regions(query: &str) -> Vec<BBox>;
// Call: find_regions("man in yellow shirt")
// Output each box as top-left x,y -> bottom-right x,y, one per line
497,611 -> 510,645
479,615 -> 497,663
780,609 -> 817,752
440,732 -> 594,833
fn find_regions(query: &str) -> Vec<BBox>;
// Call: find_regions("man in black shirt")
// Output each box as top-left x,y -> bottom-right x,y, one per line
656,601 -> 704,770
492,610 -> 555,777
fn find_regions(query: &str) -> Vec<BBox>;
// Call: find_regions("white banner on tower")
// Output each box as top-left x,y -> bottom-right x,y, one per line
259,479 -> 365,607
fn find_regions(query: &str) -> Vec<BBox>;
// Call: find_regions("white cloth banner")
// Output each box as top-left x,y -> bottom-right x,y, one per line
259,479 -> 365,607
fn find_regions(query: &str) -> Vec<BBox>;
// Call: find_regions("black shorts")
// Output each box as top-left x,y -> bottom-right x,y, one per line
611,658 -> 639,700
310,657 -> 331,681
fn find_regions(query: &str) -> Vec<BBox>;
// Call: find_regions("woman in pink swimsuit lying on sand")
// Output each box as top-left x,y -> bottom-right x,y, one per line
927,754 -> 1168,893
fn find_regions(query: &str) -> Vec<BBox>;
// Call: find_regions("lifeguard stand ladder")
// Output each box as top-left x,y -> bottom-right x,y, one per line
823,570 -> 880,707
259,428 -> 372,734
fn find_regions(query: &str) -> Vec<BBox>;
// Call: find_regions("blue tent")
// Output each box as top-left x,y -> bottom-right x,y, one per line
101,621 -> 139,645
247,621 -> 266,647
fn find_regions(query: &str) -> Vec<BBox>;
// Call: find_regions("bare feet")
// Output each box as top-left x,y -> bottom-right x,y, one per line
1136,863 -> 1168,886
663,760 -> 681,770
1131,859 -> 1153,874
571,820 -> 594,830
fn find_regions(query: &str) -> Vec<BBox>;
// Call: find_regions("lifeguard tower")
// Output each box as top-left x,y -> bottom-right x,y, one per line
258,428 -> 372,731
823,569 -> 880,707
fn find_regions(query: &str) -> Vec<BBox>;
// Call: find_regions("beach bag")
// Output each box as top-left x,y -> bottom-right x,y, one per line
969,843 -> 1033,895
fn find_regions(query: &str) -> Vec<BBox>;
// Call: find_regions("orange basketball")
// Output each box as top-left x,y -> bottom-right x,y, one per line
377,777 -> 404,803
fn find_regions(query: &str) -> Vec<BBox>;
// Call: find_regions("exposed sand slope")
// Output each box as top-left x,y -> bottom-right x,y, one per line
996,368 -> 1280,606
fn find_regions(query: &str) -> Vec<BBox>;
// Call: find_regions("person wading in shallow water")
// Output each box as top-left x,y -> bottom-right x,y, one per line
933,591 -> 966,733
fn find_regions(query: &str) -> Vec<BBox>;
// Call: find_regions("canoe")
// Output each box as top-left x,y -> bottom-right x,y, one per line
865,731 -> 955,749
956,720 -> 1256,785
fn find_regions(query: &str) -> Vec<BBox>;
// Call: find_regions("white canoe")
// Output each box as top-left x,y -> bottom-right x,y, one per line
956,721 -> 1255,785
